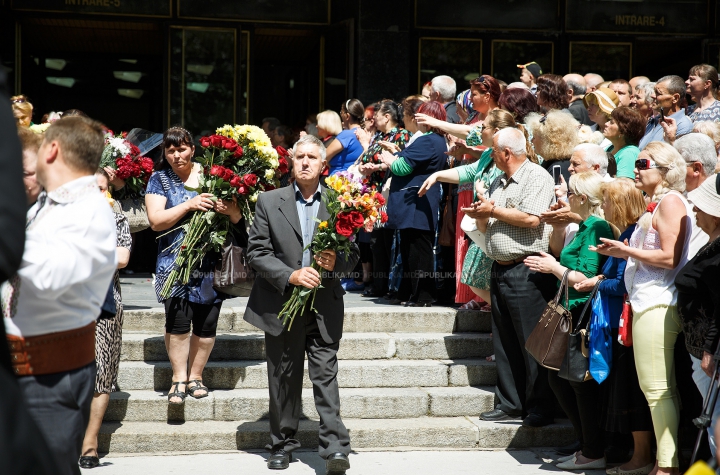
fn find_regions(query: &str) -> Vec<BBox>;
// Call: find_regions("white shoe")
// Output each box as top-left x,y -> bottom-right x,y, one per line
606,463 -> 655,475
557,453 -> 578,463
557,456 -> 606,471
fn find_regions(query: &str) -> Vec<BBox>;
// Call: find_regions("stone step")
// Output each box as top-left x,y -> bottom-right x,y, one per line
117,359 -> 497,390
122,307 -> 491,334
98,418 -> 574,453
105,386 -> 495,422
120,332 -> 493,362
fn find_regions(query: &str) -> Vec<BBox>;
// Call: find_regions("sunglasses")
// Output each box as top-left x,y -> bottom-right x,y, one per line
11,98 -> 27,104
635,159 -> 666,171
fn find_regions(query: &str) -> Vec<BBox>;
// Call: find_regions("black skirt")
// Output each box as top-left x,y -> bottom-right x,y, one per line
601,328 -> 653,433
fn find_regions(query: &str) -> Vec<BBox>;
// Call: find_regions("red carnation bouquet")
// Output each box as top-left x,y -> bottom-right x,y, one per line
159,125 -> 279,298
100,131 -> 154,196
278,172 -> 387,329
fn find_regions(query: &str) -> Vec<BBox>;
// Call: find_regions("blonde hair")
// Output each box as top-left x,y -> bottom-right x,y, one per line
17,126 -> 42,153
693,121 -> 720,151
568,171 -> 604,218
526,110 -> 580,161
577,125 -> 605,145
11,95 -> 33,127
316,110 -> 342,136
600,178 -> 646,230
637,141 -> 687,230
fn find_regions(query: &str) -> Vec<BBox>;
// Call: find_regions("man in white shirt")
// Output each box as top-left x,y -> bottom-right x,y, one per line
5,116 -> 116,475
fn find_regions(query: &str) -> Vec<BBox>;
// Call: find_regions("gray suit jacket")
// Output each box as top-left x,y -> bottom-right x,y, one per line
243,184 -> 359,344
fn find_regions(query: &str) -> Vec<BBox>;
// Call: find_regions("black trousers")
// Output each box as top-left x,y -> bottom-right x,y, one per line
546,306 -> 604,459
398,228 -> 436,303
490,261 -> 556,417
370,228 -> 394,295
18,362 -> 96,475
265,310 -> 350,458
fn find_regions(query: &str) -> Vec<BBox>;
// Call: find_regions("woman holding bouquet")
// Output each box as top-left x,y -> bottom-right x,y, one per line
145,126 -> 245,404
379,101 -> 449,306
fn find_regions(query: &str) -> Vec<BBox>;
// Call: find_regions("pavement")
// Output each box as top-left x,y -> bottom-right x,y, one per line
119,273 -> 454,309
81,448 -> 607,475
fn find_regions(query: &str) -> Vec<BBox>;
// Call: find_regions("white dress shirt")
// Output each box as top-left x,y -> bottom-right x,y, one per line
5,175 -> 116,338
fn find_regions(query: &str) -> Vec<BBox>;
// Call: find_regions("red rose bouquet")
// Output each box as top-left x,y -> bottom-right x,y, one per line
159,125 -> 279,298
100,131 -> 154,196
278,172 -> 387,329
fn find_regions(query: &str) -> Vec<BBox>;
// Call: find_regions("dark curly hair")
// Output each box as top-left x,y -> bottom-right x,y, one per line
498,88 -> 539,123
610,106 -> 646,147
536,74 -> 570,110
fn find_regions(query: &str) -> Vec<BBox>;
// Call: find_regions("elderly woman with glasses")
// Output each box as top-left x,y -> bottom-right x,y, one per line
594,142 -> 694,475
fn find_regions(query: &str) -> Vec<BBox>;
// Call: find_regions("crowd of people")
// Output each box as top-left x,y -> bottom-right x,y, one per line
7,57 -> 720,475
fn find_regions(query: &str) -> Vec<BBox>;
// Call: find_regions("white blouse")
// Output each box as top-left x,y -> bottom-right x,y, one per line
624,191 -> 694,314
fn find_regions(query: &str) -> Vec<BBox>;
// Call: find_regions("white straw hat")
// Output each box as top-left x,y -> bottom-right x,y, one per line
688,174 -> 720,218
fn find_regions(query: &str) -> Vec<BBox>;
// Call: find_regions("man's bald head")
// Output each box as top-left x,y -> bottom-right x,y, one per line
584,73 -> 605,93
629,76 -> 650,91
564,74 -> 587,98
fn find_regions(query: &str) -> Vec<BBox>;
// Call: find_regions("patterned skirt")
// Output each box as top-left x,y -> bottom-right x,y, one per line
460,241 -> 494,291
95,273 -> 124,394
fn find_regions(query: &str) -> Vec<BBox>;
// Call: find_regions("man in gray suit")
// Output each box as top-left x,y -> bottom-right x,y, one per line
245,134 -> 358,474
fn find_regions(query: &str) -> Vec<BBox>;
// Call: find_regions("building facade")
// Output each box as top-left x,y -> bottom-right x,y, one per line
2,0 -> 719,134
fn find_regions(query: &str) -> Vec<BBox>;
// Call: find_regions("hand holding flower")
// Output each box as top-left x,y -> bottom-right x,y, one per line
314,249 -> 337,271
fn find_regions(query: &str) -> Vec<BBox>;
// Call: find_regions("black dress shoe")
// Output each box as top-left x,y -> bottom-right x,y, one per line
522,413 -> 554,427
555,440 -> 582,456
78,455 -> 100,469
326,452 -> 350,475
479,408 -> 522,421
267,449 -> 292,470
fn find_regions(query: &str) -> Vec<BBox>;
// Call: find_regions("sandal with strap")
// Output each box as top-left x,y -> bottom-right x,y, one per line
187,379 -> 209,399
167,381 -> 187,405
459,300 -> 483,310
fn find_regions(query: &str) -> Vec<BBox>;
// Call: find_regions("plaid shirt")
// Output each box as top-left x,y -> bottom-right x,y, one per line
486,159 -> 554,262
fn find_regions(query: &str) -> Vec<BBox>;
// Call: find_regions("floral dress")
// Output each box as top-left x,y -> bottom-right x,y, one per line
146,167 -> 227,304
359,127 -> 411,188
458,148 -> 503,290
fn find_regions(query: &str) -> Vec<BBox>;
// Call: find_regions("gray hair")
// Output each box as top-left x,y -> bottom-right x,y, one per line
657,75 -> 687,97
636,81 -> 656,104
494,128 -> 527,157
573,143 -> 608,175
293,134 -> 326,161
674,133 -> 717,177
566,79 -> 586,96
431,75 -> 457,102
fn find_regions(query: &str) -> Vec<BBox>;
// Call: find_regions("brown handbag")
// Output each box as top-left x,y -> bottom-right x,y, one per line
525,270 -> 572,371
212,239 -> 255,297
438,185 -> 456,247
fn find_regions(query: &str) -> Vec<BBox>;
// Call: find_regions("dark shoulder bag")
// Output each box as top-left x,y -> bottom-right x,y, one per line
558,281 -> 602,382
525,270 -> 572,371
213,238 -> 255,297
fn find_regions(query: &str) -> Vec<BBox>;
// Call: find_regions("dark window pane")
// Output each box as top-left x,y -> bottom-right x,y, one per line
169,28 -> 236,137
419,39 -> 482,92
569,42 -> 631,79
492,41 -> 553,84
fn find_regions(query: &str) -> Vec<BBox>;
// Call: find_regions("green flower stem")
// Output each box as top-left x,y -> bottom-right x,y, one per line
278,261 -> 323,330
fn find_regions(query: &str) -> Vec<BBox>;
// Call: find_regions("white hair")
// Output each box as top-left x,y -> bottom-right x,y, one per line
573,143 -> 608,175
495,128 -> 527,157
293,134 -> 326,161
431,75 -> 457,102
506,82 -> 530,91
674,133 -> 718,177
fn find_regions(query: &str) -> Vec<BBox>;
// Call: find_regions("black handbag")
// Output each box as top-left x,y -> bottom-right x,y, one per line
212,239 -> 255,297
558,281 -> 601,382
